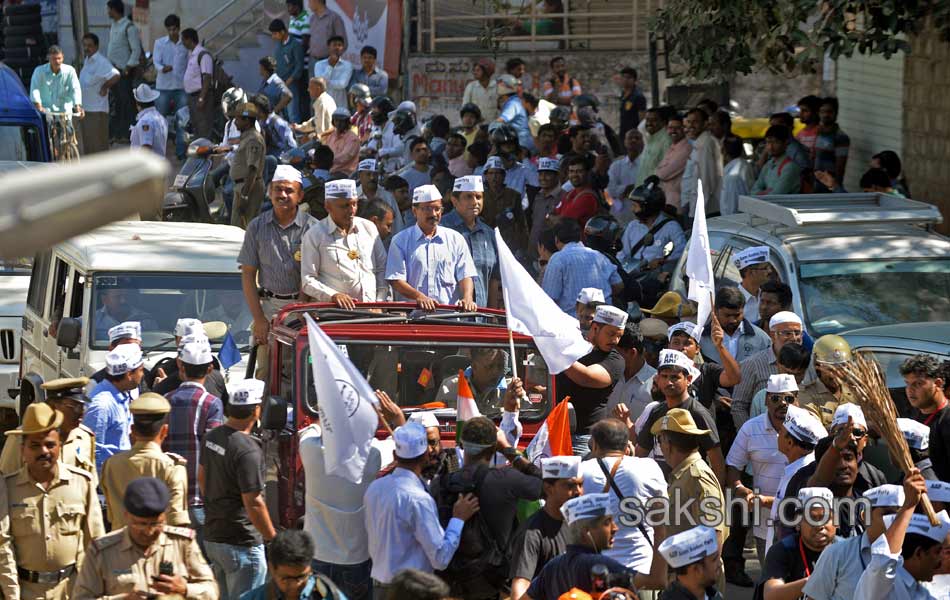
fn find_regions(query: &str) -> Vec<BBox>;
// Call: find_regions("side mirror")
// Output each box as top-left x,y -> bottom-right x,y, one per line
56,317 -> 81,349
261,395 -> 289,430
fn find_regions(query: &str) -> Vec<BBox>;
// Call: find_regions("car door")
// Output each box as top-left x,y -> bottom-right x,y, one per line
57,267 -> 86,378
22,250 -> 53,382
42,256 -> 73,378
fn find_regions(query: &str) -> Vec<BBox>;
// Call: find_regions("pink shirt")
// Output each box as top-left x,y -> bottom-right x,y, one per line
183,44 -> 213,94
655,139 -> 691,210
324,129 -> 360,174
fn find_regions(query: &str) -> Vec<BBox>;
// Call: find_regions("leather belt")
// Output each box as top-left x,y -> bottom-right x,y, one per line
18,564 -> 76,584
259,289 -> 297,300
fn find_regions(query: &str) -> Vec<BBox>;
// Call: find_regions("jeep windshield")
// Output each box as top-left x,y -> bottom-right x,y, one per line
90,273 -> 253,350
799,258 -> 950,335
301,339 -> 553,422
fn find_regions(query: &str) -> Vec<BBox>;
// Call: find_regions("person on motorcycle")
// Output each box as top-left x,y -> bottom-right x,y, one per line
250,93 -> 296,208
323,107 -> 360,176
369,100 -> 420,172
616,175 -> 685,274
209,87 -> 258,218
488,122 -> 536,195
348,82 -> 373,142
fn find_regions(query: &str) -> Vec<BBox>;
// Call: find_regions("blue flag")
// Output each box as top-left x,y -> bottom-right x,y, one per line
218,331 -> 241,370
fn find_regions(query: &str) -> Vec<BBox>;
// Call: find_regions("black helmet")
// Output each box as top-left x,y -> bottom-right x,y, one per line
584,215 -> 622,255
371,95 -> 395,114
630,175 -> 666,219
460,102 -> 483,122
490,123 -> 519,148
391,109 -> 416,135
573,93 -> 600,111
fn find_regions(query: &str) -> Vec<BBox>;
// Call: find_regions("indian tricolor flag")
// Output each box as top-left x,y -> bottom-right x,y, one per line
525,397 -> 573,463
456,370 -> 481,437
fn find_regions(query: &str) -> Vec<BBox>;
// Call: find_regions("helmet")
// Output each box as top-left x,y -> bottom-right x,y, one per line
813,335 -> 852,365
584,215 -> 622,255
221,87 -> 247,117
550,105 -> 572,124
490,123 -> 519,148
370,96 -> 395,126
460,102 -> 483,122
630,175 -> 666,220
572,93 -> 600,111
348,83 -> 371,104
391,109 -> 416,135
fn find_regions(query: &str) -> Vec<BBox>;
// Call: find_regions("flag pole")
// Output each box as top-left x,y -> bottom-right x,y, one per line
372,403 -> 395,436
502,286 -> 520,381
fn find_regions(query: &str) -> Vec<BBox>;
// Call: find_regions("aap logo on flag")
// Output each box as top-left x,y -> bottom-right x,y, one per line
336,379 -> 362,418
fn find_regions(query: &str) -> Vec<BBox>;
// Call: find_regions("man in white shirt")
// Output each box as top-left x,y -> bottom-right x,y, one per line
607,322 -> 656,420
733,245 -> 772,321
726,372 -> 796,564
680,107 -> 723,217
301,179 -> 389,307
607,129 -> 644,226
719,135 -> 754,215
312,35 -> 352,108
617,176 -> 685,272
78,33 -> 119,155
363,421 -> 479,596
181,28 -> 215,139
130,84 -> 168,158
152,14 -> 189,160
292,77 -> 335,140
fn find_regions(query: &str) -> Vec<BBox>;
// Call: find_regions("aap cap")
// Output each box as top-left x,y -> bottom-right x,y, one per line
452,175 -> 484,193
124,477 -> 170,518
657,525 -> 718,569
667,321 -> 701,342
639,318 -> 669,340
484,156 -> 506,173
830,403 -> 867,429
560,493 -> 611,525
767,374 -> 798,394
407,411 -> 440,429
733,246 -> 770,270
926,480 -> 950,503
231,378 -> 266,406
41,377 -> 89,403
105,344 -> 144,376
496,73 -> 519,95
657,349 -> 699,380
272,164 -> 303,185
179,332 -> 210,349
130,392 -> 171,415
412,184 -> 442,205
174,318 -> 203,338
179,340 -> 213,366
541,455 -> 581,480
576,288 -> 605,306
769,311 -> 802,330
593,305 -> 628,328
863,484 -> 906,508
884,510 -> 950,543
538,157 -> 560,172
798,486 -> 834,508
641,291 -> 696,318
650,407 -> 711,436
898,418 -> 930,451
393,421 -> 428,459
325,179 -> 358,199
358,158 -> 377,172
4,403 -> 63,436
108,321 -> 142,343
133,83 -> 161,104
782,405 -> 827,445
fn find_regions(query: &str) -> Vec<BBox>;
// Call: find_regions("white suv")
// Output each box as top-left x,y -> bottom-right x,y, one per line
0,261 -> 31,426
18,221 -> 252,407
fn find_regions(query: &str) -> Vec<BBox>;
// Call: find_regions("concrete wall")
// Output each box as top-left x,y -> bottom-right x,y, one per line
729,69 -> 822,122
903,19 -> 950,233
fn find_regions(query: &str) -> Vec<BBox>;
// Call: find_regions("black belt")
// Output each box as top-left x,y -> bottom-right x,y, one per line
233,178 -> 245,183
18,564 -> 76,584
259,289 -> 297,300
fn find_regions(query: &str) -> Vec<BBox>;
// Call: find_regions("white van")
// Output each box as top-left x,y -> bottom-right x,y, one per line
18,221 -> 252,410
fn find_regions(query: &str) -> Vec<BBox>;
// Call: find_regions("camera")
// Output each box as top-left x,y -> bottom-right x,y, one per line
589,563 -> 637,597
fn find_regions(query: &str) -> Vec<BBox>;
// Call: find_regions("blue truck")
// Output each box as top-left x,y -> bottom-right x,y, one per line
0,62 -> 51,162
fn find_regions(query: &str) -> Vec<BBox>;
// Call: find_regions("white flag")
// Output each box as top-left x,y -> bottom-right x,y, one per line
685,180 -> 715,336
495,228 -> 592,374
303,313 -> 379,484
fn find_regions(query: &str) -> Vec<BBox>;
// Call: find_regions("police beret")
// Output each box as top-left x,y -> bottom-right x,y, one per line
124,477 -> 171,518
41,377 -> 89,402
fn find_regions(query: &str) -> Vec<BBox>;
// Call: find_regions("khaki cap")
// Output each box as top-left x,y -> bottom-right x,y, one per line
130,392 -> 171,415
650,408 -> 711,436
41,377 -> 89,402
5,403 -> 64,436
641,292 -> 697,318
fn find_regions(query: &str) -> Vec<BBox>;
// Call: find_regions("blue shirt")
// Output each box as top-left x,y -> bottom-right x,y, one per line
259,74 -> 292,119
385,224 -> 478,304
541,242 -> 622,315
84,379 -> 133,473
802,532 -> 872,600
261,113 -> 297,157
442,212 -> 497,307
273,37 -> 304,84
30,63 -> 82,112
499,95 -> 534,151
349,66 -> 389,98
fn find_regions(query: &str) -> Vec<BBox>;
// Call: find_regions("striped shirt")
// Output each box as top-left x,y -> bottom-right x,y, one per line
726,413 -> 787,540
541,242 -> 621,315
237,208 -> 318,295
732,348 -> 817,428
164,381 -> 224,506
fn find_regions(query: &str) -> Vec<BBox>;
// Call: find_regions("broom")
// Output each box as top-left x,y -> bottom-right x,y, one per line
831,352 -> 939,525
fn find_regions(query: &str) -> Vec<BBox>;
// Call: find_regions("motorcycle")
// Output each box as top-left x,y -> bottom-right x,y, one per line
162,138 -> 219,222
280,139 -> 326,218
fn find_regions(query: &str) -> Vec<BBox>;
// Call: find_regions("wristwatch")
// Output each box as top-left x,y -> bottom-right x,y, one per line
501,447 -> 520,461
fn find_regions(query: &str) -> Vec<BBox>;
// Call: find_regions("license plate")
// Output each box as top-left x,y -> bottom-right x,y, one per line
173,174 -> 188,188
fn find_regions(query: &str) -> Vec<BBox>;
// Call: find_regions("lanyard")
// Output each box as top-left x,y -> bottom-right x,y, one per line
923,402 -> 947,427
799,536 -> 812,578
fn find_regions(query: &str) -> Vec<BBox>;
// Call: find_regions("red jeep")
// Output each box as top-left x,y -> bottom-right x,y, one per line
255,302 -> 558,528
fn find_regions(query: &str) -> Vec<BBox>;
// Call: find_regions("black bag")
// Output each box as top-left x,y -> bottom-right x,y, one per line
434,464 -> 509,592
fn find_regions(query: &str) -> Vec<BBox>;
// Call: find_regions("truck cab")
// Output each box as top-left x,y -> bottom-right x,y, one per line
255,303 -> 558,528
0,63 -> 51,162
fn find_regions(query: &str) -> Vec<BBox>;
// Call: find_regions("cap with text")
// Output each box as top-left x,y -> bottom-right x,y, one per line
541,455 -> 581,480
733,246 -> 770,270
453,175 -> 484,193
538,157 -> 560,172
325,179 -> 358,199
883,510 -> 950,543
782,405 -> 827,445
108,321 -> 142,344
658,525 -> 719,569
484,156 -> 506,173
898,418 -> 930,451
560,493 -> 611,525
407,411 -> 440,429
830,403 -> 867,429
412,184 -> 443,205
576,288 -> 605,306
105,344 -> 144,376
231,378 -> 266,406
272,164 -> 302,185
926,480 -> 950,503
180,339 -> 213,366
593,305 -> 628,328
667,321 -> 701,342
863,484 -> 905,508
393,421 -> 428,459
657,349 -> 699,379
767,374 -> 799,394
798,487 -> 834,510
358,158 -> 378,172
174,318 -> 203,338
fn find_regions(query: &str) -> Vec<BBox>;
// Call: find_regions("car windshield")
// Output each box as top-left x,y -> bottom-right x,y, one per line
800,259 -> 950,335
90,273 -> 253,350
303,341 -> 553,422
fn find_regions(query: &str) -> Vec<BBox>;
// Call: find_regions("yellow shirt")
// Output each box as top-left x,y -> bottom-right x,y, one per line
0,425 -> 98,488
101,441 -> 189,529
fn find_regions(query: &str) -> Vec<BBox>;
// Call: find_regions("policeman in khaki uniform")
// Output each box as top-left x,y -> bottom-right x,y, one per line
799,334 -> 857,427
73,478 -> 217,600
230,102 -> 266,228
0,378 -> 97,486
101,393 -> 189,530
0,403 -> 105,600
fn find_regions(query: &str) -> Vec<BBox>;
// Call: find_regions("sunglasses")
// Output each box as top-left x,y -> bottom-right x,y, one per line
767,394 -> 796,405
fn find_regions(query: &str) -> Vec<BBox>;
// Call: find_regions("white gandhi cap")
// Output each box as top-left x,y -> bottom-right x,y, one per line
733,246 -> 770,270
325,179 -> 358,199
667,321 -> 701,342
926,481 -> 950,503
769,311 -> 802,329
452,175 -> 484,193
657,349 -> 699,380
179,340 -> 213,366
782,405 -> 827,445
593,305 -> 628,328
540,456 -> 581,479
576,288 -> 605,305
767,373 -> 799,394
830,403 -> 867,429
658,525 -> 719,569
108,321 -> 142,343
358,158 -> 377,172
407,411 -> 440,429
231,378 -> 266,406
863,484 -> 906,508
105,343 -> 144,376
412,184 -> 443,205
560,493 -> 611,525
272,164 -> 303,185
174,318 -> 203,338
898,418 -> 930,450
883,510 -> 950,543
393,421 -> 428,459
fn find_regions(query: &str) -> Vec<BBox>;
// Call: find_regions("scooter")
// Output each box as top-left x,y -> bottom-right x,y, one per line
162,138 -> 219,222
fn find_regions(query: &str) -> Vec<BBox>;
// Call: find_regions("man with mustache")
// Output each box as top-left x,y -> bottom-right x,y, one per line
0,403 -> 105,600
